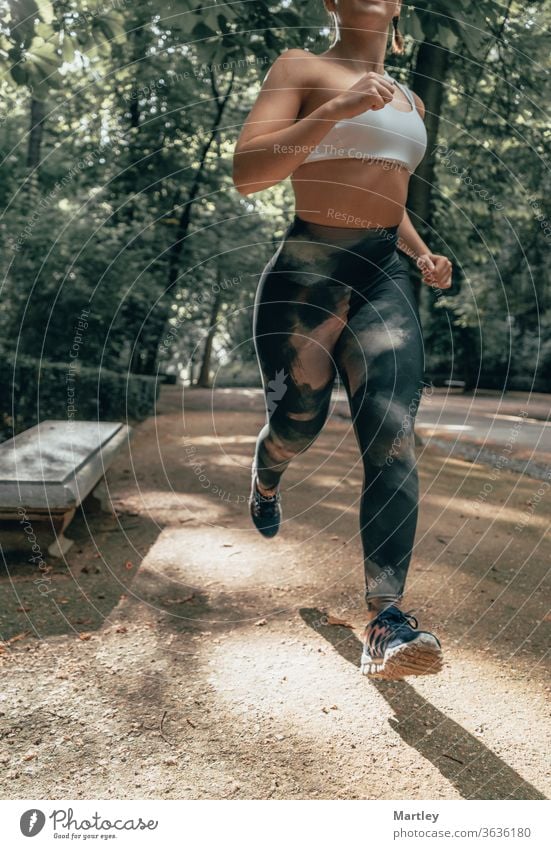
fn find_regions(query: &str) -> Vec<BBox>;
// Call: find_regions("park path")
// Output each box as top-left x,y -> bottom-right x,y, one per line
0,387 -> 549,800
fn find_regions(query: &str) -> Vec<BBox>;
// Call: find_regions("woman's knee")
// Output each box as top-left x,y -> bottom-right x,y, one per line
270,377 -> 333,428
357,393 -> 420,468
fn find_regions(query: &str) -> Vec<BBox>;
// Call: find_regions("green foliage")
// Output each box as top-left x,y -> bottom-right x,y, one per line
0,0 -> 549,441
0,0 -> 128,97
0,352 -> 160,441
407,0 -> 508,53
418,1 -> 551,386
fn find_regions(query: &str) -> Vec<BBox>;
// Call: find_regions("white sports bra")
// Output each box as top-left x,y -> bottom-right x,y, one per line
301,71 -> 427,174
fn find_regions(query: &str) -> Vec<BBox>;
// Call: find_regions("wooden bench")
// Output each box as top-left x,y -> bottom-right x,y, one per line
0,420 -> 131,558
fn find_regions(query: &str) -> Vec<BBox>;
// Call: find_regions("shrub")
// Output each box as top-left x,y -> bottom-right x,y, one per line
0,352 -> 160,442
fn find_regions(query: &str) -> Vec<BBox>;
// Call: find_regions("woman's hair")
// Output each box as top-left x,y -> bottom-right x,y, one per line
324,5 -> 337,41
391,15 -> 405,55
323,5 -> 406,55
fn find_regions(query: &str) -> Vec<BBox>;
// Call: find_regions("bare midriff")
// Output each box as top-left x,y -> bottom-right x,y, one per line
291,156 -> 410,230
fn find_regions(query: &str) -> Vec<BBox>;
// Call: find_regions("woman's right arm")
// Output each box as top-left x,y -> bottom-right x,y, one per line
232,50 -> 333,195
233,49 -> 394,195
232,51 -> 396,196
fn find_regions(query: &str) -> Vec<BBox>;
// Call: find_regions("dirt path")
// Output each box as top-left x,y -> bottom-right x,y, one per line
1,388 -> 549,800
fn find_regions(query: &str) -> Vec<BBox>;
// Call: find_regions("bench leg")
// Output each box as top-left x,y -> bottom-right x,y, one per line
83,478 -> 115,516
47,507 -> 76,558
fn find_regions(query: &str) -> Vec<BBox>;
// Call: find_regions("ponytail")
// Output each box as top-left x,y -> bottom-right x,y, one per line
391,15 -> 405,55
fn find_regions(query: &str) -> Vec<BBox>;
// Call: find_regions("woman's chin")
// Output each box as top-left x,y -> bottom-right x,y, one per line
352,0 -> 393,11
341,3 -> 394,27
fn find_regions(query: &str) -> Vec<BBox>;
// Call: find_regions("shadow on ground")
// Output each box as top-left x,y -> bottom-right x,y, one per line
300,608 -> 546,801
0,492 -> 161,642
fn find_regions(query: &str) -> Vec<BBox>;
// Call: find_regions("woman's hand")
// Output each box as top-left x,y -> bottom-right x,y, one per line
417,253 -> 453,289
323,72 -> 396,122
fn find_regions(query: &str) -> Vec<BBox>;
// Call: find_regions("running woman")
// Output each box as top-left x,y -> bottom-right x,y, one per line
232,0 -> 452,679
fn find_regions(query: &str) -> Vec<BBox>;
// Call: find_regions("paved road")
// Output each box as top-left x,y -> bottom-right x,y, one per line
331,388 -> 551,477
416,395 -> 551,456
181,386 -> 551,465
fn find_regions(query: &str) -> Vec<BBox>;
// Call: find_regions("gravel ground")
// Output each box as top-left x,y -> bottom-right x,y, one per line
0,387 -> 549,800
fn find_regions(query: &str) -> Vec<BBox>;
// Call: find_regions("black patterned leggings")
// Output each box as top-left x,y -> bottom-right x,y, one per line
252,214 -> 426,607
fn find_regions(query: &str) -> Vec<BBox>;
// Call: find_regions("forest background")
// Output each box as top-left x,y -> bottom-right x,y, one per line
0,0 -> 549,440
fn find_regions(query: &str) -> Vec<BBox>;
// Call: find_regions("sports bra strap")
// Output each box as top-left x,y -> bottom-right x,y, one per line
384,70 -> 416,111
396,80 -> 415,110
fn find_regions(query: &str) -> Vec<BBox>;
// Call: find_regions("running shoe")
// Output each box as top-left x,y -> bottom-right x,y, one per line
249,475 -> 281,538
361,605 -> 443,679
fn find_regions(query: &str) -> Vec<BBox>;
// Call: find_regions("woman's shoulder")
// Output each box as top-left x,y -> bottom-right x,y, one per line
266,47 -> 321,83
278,47 -> 318,62
277,47 -> 319,73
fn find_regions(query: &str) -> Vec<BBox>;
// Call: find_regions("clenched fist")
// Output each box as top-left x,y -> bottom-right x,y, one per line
417,253 -> 453,289
323,72 -> 396,122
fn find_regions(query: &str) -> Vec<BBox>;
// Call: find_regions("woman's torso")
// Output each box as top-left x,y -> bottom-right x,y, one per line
290,51 -> 425,228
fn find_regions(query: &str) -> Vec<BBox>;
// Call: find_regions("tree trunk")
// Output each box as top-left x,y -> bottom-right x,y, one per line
166,70 -> 235,298
407,41 -> 451,232
27,97 -> 45,170
26,97 -> 46,199
131,314 -> 169,375
131,70 -> 235,375
458,323 -> 479,392
196,287 -> 223,388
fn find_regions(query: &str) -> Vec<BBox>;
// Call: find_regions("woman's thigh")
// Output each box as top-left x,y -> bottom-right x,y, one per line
333,256 -> 425,461
253,253 -> 351,421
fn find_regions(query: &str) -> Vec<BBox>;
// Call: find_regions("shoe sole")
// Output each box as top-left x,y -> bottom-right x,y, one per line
361,634 -> 443,680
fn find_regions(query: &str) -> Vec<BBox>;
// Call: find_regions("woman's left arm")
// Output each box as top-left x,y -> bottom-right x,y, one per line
397,209 -> 430,260
397,210 -> 452,289
396,91 -> 453,290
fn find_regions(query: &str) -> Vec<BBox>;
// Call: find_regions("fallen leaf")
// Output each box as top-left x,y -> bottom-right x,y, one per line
23,753 -> 35,762
166,594 -> 195,605
78,632 -> 92,641
116,626 -> 128,633
255,618 -> 267,627
325,614 -> 354,628
6,632 -> 30,645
